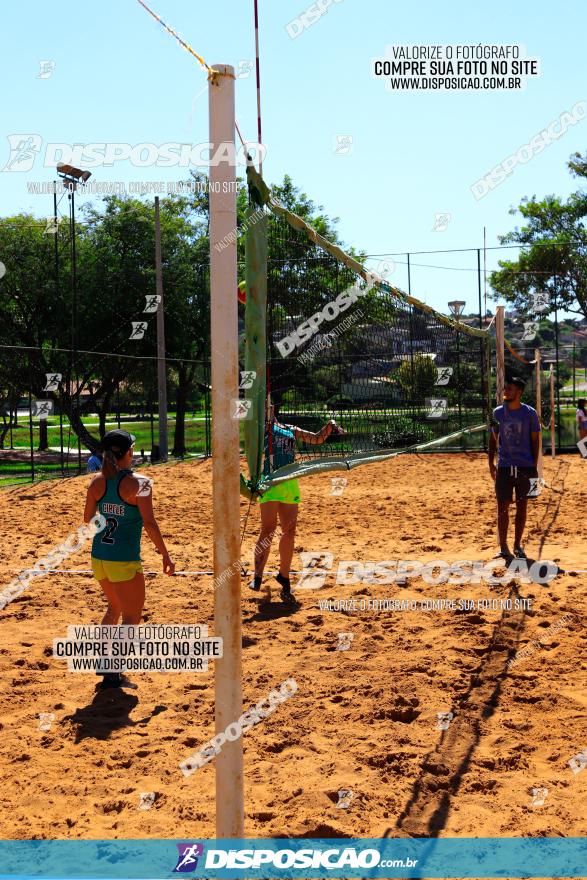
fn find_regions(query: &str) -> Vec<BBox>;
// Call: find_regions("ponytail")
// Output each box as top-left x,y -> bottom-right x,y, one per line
101,449 -> 118,480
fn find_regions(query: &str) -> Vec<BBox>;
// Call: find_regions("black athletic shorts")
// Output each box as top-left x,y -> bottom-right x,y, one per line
495,466 -> 538,503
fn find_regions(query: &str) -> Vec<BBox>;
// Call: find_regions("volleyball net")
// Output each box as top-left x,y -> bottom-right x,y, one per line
241,166 -> 492,496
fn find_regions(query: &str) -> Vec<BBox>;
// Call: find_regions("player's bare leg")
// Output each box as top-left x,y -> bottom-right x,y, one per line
99,578 -> 121,625
514,499 -> 528,556
253,501 -> 278,600
276,502 -> 298,605
496,499 -> 512,559
113,571 -> 145,625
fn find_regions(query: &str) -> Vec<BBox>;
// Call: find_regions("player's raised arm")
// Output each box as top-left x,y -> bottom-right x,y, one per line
293,419 -> 344,446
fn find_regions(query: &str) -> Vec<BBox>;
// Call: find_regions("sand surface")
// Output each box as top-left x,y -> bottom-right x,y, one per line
0,453 -> 586,852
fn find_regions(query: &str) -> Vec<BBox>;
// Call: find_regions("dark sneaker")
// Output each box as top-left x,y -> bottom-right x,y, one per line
250,575 -> 262,592
513,546 -> 527,559
494,549 -> 513,561
280,588 -> 299,607
275,572 -> 291,591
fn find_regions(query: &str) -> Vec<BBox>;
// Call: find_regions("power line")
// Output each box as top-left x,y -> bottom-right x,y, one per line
365,240 -> 585,257
365,258 -> 572,277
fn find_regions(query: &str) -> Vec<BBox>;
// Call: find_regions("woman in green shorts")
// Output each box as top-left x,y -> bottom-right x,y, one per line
251,408 -> 342,605
83,429 -> 175,687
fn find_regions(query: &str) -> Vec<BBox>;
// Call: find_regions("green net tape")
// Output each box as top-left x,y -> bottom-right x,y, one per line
243,202 -> 267,495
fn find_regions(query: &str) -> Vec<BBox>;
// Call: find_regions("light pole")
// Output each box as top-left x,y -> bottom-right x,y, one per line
448,300 -> 467,321
154,196 -> 168,462
56,163 -> 91,472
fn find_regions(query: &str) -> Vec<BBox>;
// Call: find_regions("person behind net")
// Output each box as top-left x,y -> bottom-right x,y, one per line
87,449 -> 103,473
576,398 -> 587,440
488,377 -> 541,561
251,405 -> 343,605
83,429 -> 175,688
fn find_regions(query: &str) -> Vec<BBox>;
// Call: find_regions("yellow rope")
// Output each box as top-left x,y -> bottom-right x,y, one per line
246,165 -> 488,341
135,0 -> 233,81
504,335 -> 532,365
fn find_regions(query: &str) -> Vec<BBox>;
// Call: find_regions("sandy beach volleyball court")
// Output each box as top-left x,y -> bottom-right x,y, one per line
0,453 -> 585,843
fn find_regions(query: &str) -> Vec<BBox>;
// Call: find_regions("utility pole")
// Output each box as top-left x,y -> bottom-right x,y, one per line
154,196 -> 168,462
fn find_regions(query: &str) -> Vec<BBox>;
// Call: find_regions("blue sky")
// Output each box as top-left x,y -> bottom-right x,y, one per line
1,0 -> 586,316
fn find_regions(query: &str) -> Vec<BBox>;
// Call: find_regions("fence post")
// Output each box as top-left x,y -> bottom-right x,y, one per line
550,363 -> 555,458
495,305 -> 505,406
535,349 -> 542,480
205,359 -> 212,458
59,378 -> 65,475
28,357 -> 35,482
154,196 -> 168,462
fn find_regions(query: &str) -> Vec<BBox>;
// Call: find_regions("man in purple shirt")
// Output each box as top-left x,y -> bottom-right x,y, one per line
488,377 -> 541,561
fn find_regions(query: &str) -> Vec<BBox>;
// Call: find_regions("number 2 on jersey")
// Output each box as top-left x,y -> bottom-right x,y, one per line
101,517 -> 119,545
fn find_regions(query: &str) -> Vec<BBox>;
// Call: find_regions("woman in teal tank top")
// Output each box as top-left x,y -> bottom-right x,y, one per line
252,405 -> 344,606
83,429 -> 175,687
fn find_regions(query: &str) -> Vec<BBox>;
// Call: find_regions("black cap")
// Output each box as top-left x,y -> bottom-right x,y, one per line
102,429 -> 136,458
508,376 -> 526,390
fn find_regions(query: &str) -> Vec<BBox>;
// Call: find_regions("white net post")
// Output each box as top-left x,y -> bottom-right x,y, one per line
208,63 -> 244,838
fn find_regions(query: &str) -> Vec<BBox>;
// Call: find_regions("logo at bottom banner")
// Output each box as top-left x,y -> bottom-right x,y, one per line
175,844 -> 386,871
174,842 -> 205,872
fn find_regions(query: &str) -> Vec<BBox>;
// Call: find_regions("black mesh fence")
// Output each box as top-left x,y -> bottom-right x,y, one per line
0,348 -> 212,487
265,214 -> 490,465
0,237 -> 212,486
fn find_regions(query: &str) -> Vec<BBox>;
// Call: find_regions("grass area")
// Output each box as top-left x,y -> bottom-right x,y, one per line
1,403 -> 581,490
0,413 -> 211,487
0,462 -> 66,489
2,416 -> 210,455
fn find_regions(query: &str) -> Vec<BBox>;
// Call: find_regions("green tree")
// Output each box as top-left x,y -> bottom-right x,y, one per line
77,186 -> 209,456
0,215 -> 66,451
396,354 -> 437,401
490,152 -> 587,319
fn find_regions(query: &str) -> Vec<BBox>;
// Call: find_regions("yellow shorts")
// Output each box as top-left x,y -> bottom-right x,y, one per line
258,478 -> 301,505
91,558 -> 143,583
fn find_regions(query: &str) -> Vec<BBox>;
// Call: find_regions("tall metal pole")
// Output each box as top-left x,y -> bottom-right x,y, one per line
69,186 -> 82,474
477,249 -> 487,449
406,253 -> 415,430
154,196 -> 168,462
69,187 -> 77,362
483,226 -> 487,319
456,330 -> 462,433
573,339 -> 577,443
28,357 -> 35,482
477,249 -> 483,330
204,358 -> 212,457
54,184 -> 65,476
150,384 -> 155,451
550,363 -> 555,458
554,276 -> 562,450
535,349 -> 542,481
495,305 -> 505,406
209,64 -> 243,839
